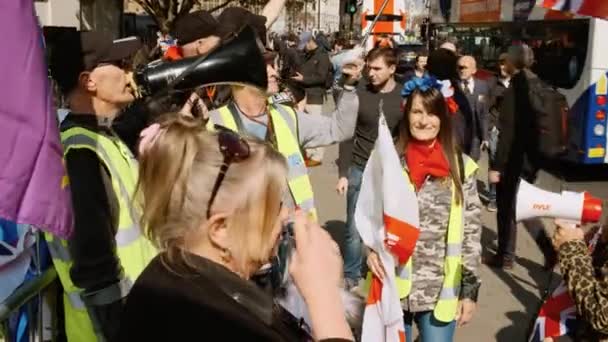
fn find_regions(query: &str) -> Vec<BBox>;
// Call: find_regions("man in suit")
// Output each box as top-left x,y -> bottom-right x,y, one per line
457,55 -> 490,161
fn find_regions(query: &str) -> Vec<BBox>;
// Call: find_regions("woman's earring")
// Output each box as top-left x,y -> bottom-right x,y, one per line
221,248 -> 232,262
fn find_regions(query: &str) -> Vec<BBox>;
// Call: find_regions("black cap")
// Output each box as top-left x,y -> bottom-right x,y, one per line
49,31 -> 141,94
81,33 -> 141,70
174,10 -> 228,46
218,7 -> 268,46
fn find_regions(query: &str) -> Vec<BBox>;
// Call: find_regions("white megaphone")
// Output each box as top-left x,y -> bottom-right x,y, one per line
516,179 -> 603,224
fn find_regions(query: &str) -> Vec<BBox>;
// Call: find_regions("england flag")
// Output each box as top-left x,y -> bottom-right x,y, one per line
355,101 -> 420,342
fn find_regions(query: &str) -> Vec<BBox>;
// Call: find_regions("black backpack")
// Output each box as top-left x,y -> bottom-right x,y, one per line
527,72 -> 569,159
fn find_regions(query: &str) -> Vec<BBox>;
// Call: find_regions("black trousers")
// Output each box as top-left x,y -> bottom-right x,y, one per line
496,179 -> 517,259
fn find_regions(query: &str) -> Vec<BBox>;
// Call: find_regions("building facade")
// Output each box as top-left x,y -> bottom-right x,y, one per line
34,0 -> 122,37
125,0 -> 341,35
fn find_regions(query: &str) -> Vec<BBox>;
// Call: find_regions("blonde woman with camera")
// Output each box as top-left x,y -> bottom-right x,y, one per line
117,114 -> 353,342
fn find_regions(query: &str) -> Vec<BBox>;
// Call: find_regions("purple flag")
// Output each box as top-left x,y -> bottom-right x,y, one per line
0,1 -> 73,238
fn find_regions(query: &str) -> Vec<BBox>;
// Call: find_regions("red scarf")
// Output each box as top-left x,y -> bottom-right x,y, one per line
406,139 -> 450,190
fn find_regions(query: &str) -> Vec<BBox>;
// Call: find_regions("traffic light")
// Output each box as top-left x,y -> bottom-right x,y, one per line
346,0 -> 357,14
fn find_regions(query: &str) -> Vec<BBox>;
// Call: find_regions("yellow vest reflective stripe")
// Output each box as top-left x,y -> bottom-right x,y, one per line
45,127 -> 157,342
395,155 -> 477,323
209,104 -> 318,220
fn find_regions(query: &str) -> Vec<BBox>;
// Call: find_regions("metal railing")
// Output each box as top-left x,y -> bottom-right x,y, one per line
1,233 -> 59,342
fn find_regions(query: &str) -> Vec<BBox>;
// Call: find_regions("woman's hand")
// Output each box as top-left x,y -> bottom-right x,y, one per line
552,219 -> 584,251
289,210 -> 342,301
455,299 -> 476,327
366,250 -> 386,281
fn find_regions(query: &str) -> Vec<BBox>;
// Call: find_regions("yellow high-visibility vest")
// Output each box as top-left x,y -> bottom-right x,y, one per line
364,154 -> 477,323
45,127 -> 157,341
208,103 -> 318,220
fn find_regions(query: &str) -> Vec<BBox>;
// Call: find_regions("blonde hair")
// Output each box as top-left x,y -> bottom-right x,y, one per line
136,113 -> 288,274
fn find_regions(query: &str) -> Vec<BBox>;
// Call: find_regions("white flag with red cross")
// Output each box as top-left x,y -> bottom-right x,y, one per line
355,101 -> 420,342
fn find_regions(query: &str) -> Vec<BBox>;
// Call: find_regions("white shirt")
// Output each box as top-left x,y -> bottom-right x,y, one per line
57,108 -> 70,124
462,78 -> 475,94
499,77 -> 511,89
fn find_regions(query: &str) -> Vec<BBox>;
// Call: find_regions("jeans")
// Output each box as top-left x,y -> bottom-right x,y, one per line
344,165 -> 364,281
404,311 -> 456,342
488,127 -> 499,202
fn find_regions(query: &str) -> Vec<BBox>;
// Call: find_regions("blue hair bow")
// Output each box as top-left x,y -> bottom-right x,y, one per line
401,75 -> 442,97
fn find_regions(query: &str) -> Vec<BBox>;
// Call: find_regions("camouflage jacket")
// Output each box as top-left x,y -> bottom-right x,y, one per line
401,158 -> 482,313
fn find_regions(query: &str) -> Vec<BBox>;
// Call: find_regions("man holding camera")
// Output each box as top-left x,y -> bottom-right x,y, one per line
48,32 -> 157,341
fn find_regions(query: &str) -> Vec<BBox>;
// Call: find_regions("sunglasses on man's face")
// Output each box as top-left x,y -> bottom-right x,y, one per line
457,65 -> 468,70
206,125 -> 251,219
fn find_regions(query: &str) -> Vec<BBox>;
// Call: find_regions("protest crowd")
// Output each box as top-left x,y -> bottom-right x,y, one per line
2,0 -> 608,341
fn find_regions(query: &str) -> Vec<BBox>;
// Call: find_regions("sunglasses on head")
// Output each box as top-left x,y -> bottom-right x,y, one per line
206,125 -> 251,219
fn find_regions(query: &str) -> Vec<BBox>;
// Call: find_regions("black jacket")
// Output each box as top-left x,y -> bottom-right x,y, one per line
488,76 -> 509,130
279,42 -> 304,81
297,47 -> 331,105
118,252 -> 352,342
495,70 -> 540,182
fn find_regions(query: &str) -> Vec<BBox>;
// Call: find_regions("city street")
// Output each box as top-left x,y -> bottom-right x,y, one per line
3,0 -> 608,340
310,100 -> 608,341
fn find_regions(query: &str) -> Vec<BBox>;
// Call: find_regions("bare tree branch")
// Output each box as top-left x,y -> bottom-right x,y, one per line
209,0 -> 236,12
168,0 -> 177,20
159,0 -> 169,12
133,0 -> 220,33
133,0 -> 156,17
179,0 -> 196,15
